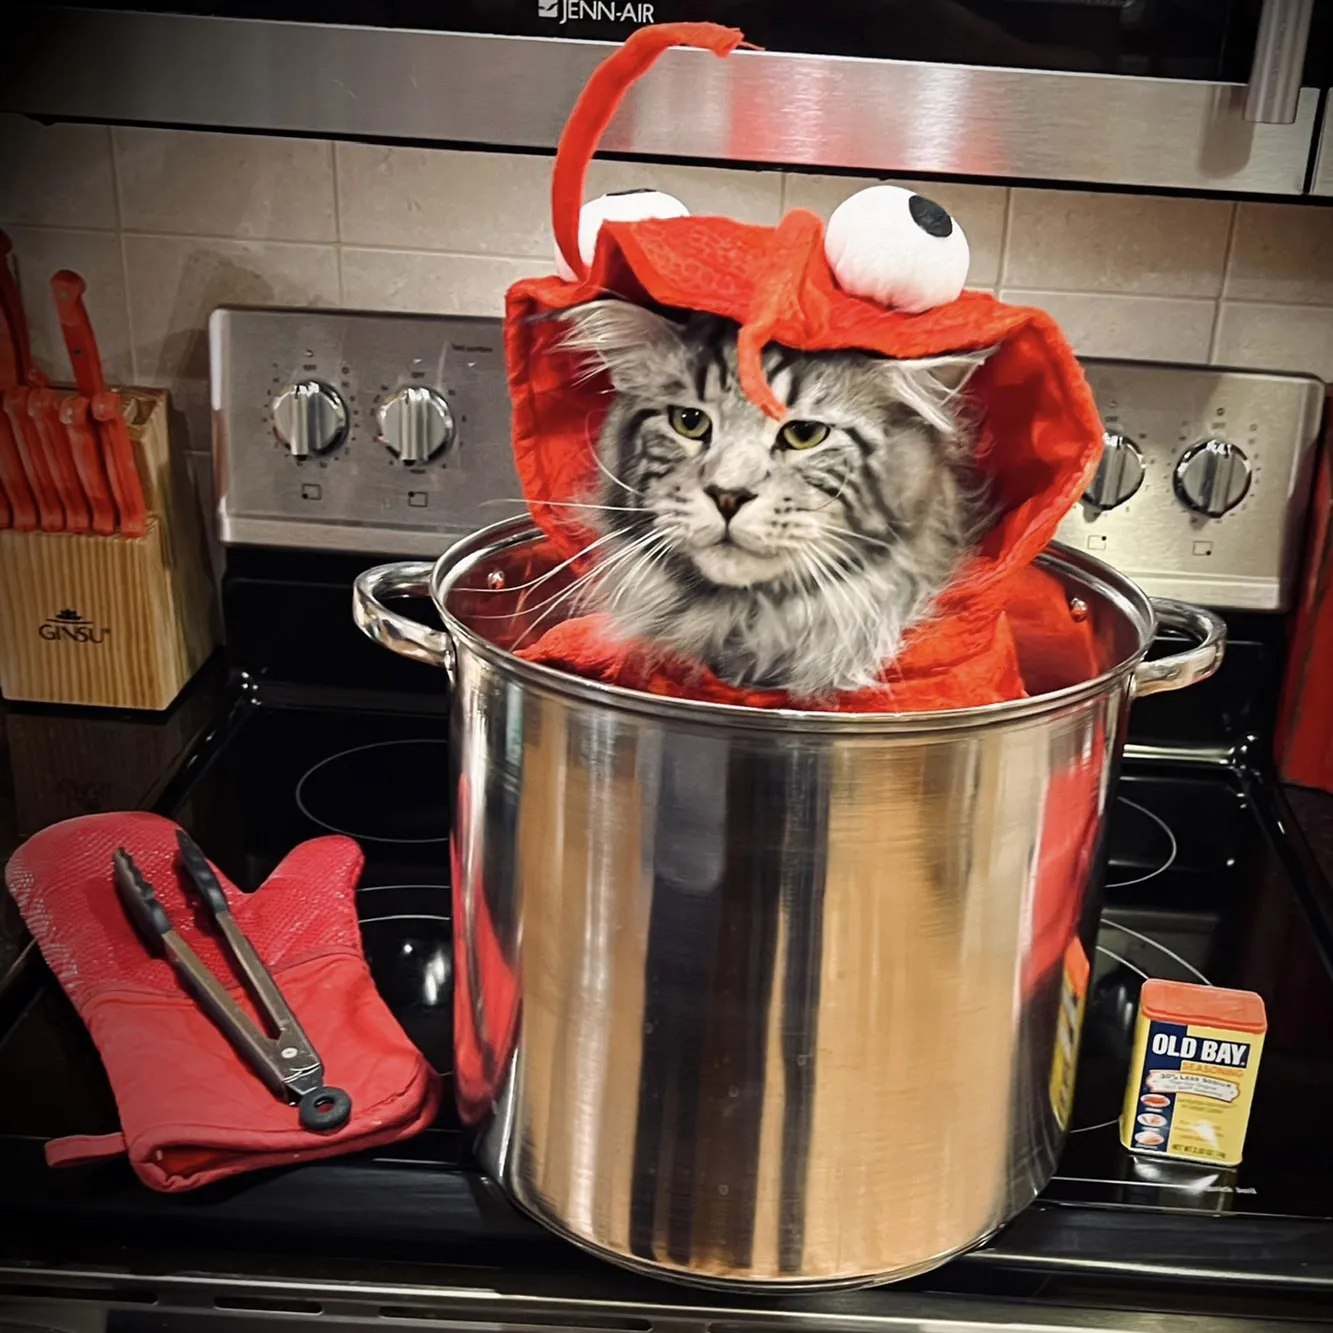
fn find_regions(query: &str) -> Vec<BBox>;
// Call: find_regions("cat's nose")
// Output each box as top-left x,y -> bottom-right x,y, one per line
705,486 -> 757,521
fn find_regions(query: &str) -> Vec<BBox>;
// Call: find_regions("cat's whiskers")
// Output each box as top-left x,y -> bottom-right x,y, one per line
601,533 -> 675,617
805,463 -> 853,512
470,528 -> 626,599
804,544 -> 881,660
584,414 -> 646,497
822,524 -> 897,553
513,529 -> 665,646
481,497 -> 644,515
794,548 -> 870,689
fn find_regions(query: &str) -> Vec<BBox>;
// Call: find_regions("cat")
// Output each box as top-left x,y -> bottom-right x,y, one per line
552,299 -> 992,700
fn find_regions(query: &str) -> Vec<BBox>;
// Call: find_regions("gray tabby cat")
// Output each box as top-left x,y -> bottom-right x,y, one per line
555,300 -> 991,699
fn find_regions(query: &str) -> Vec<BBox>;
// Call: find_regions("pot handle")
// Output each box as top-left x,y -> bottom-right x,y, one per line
352,561 -> 456,685
1132,598 -> 1227,698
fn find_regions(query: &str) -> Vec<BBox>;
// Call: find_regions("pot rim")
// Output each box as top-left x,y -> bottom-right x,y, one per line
426,517 -> 1156,734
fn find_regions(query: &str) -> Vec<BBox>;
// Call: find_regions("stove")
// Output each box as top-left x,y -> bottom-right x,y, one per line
2,308 -> 1332,1331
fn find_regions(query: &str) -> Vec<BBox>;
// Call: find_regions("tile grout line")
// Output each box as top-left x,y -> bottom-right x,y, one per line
995,186 -> 1016,294
106,226 -> 550,265
1207,201 -> 1241,364
107,127 -> 140,386
330,140 -> 345,305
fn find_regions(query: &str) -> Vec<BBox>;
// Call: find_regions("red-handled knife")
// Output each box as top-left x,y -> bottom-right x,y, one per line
1,232 -> 62,531
0,283 -> 37,530
60,394 -> 117,536
51,268 -> 147,537
29,384 -> 90,533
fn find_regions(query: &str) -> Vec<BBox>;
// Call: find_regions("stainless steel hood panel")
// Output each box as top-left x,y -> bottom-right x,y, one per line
5,6 -> 1322,195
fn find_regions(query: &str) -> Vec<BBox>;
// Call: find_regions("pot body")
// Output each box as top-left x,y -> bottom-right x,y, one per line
353,519 -> 1225,1288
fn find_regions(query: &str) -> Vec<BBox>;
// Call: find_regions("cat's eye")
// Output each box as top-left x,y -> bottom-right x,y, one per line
778,420 -> 831,451
668,406 -> 712,442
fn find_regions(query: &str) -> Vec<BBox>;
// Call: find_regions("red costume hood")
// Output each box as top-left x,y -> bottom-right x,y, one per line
504,22 -> 1104,711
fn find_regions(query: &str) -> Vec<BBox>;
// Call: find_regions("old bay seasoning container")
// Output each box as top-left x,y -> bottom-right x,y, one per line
1121,978 -> 1267,1166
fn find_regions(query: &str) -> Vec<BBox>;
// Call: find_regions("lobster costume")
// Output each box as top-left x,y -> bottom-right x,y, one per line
505,22 -> 1106,713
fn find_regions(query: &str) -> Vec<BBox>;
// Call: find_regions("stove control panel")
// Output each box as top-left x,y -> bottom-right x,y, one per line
1057,360 -> 1325,610
211,306 -> 522,556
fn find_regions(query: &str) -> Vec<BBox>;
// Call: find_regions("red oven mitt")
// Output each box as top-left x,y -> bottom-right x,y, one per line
4,811 -> 441,1192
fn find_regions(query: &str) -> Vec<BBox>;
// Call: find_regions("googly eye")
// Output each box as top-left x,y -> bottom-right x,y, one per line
555,189 -> 691,280
823,185 -> 970,314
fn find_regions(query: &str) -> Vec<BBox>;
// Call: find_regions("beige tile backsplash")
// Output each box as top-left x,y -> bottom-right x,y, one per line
997,290 -> 1218,363
0,224 -> 133,384
0,120 -> 117,231
115,129 -> 338,243
1005,190 -> 1234,298
2,112 -> 1332,471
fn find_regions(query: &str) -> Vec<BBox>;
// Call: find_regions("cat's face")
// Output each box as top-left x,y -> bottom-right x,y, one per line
552,300 -> 988,695
560,302 -> 984,591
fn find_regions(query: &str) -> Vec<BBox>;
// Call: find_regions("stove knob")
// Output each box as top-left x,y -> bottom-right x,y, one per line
1083,432 -> 1145,511
378,386 -> 455,465
272,380 -> 347,458
1174,438 -> 1251,517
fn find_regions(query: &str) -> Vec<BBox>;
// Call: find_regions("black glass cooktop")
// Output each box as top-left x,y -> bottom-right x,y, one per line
2,692 -> 1332,1299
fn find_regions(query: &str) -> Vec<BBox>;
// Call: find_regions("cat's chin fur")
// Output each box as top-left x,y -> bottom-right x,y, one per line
556,301 -> 992,699
689,543 -> 789,589
597,536 -> 946,700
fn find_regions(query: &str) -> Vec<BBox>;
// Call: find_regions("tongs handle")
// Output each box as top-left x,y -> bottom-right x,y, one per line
175,830 -> 230,917
113,848 -> 172,946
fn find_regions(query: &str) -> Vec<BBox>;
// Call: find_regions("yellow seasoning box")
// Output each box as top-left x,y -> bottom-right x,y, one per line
1120,979 -> 1266,1167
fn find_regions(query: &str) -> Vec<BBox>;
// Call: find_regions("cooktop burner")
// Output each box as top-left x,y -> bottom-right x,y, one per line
1103,796 -> 1177,889
296,739 -> 451,843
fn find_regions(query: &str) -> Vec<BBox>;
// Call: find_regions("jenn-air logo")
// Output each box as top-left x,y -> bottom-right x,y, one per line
39,608 -> 111,644
538,1 -> 656,22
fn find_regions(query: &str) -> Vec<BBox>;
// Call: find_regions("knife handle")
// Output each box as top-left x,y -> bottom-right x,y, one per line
50,270 -> 105,400
92,390 -> 148,538
60,394 -> 117,536
4,386 -> 62,531
0,411 -> 37,530
29,385 -> 89,533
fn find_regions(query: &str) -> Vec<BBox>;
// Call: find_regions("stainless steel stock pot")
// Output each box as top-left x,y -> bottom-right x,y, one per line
353,517 -> 1225,1290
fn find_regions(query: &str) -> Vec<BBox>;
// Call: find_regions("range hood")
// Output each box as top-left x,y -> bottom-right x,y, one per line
7,4 -> 1332,197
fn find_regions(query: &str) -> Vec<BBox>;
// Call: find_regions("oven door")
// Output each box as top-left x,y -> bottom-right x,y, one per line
7,0 -> 1331,194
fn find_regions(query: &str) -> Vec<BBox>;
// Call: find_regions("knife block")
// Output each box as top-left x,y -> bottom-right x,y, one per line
0,389 -> 220,711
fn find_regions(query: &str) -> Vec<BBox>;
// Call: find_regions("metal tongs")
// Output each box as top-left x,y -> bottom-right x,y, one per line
113,831 -> 353,1132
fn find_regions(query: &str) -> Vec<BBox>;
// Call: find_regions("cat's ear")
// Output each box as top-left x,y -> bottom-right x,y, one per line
879,346 -> 997,436
557,299 -> 684,392
902,346 -> 997,397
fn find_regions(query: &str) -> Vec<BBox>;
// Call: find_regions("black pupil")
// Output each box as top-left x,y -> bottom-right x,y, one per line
908,194 -> 953,238
679,410 -> 702,430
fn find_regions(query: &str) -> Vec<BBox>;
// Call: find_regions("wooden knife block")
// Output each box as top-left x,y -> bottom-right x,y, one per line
0,389 -> 220,711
